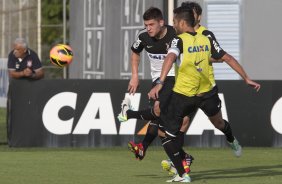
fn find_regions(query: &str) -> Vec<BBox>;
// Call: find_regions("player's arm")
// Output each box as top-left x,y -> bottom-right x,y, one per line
221,53 -> 260,91
128,34 -> 144,95
207,31 -> 261,91
159,53 -> 176,83
202,30 -> 224,63
128,51 -> 140,94
148,37 -> 181,100
210,57 -> 223,63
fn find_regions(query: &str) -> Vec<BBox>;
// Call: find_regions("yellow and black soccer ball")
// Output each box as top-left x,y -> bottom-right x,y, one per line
50,44 -> 73,67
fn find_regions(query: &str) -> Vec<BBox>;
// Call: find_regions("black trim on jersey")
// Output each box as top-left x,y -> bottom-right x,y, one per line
202,30 -> 226,59
170,36 -> 183,54
186,31 -> 197,36
131,28 -> 147,53
202,30 -> 217,41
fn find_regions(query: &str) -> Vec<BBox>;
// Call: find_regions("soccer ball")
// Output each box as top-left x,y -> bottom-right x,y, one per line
50,44 -> 73,67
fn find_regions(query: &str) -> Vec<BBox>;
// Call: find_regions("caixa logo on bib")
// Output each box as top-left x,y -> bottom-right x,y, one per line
271,97 -> 282,134
42,92 -> 228,135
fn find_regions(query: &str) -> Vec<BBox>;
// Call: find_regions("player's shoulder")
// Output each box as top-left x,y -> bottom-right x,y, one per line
196,32 -> 209,39
136,28 -> 148,39
196,25 -> 217,41
166,25 -> 176,35
201,29 -> 216,40
163,25 -> 176,42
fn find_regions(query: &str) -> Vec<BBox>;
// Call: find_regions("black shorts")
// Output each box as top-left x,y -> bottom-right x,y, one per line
152,76 -> 175,111
159,92 -> 199,138
198,86 -> 221,117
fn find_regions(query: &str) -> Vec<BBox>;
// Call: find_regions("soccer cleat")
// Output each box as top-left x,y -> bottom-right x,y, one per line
127,141 -> 145,160
162,153 -> 194,175
117,97 -> 132,122
182,160 -> 190,174
229,138 -> 242,157
161,159 -> 177,176
185,154 -> 194,168
166,173 -> 191,183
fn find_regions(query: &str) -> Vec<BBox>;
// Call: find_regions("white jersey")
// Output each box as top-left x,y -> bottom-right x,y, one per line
146,52 -> 175,81
131,25 -> 176,82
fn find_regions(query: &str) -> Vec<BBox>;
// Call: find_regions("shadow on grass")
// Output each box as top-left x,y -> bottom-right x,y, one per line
192,164 -> 282,181
133,164 -> 282,181
133,174 -> 164,179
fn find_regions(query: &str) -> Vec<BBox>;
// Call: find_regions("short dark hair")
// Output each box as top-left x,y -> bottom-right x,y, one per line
173,6 -> 195,27
143,7 -> 163,21
181,1 -> 202,16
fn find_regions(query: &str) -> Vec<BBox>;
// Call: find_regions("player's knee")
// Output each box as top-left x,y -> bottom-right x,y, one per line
153,103 -> 160,117
164,131 -> 177,141
161,136 -> 173,146
158,129 -> 165,138
183,116 -> 190,126
180,116 -> 190,132
211,118 -> 225,129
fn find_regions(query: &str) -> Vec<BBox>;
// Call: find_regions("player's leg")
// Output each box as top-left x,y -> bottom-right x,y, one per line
160,93 -> 196,182
128,120 -> 159,160
208,111 -> 233,142
117,97 -> 158,122
127,77 -> 175,160
208,111 -> 242,157
200,92 -> 242,157
118,77 -> 174,122
139,101 -> 162,154
161,136 -> 191,182
161,115 -> 195,175
177,116 -> 194,171
127,100 -> 162,160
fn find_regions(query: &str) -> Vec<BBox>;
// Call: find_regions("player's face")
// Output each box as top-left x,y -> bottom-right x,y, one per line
173,17 -> 183,35
144,19 -> 164,37
13,44 -> 27,58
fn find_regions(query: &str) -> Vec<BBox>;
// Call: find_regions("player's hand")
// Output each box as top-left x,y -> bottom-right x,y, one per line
148,84 -> 162,100
245,78 -> 261,92
128,76 -> 139,95
23,68 -> 33,77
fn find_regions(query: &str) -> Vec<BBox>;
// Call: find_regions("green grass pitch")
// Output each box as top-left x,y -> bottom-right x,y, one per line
0,108 -> 282,183
0,146 -> 281,184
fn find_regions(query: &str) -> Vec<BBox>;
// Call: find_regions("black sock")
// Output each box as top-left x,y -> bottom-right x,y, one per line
175,131 -> 186,159
127,108 -> 157,120
176,131 -> 185,147
222,120 -> 235,143
161,137 -> 185,176
142,122 -> 158,151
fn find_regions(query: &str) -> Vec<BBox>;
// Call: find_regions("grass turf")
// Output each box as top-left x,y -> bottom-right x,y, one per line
0,146 -> 281,184
1,108 -> 282,183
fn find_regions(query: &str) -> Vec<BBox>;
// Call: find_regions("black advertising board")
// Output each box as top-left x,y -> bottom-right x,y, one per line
7,79 -> 282,147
